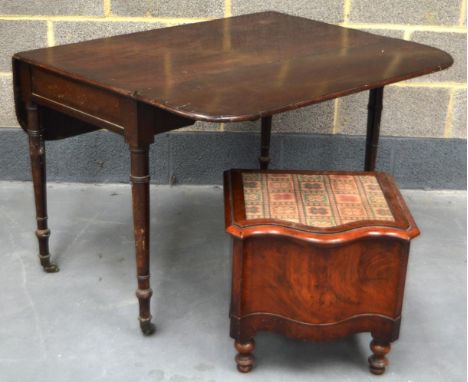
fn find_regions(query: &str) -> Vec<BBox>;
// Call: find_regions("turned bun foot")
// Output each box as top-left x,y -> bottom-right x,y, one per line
139,317 -> 156,336
235,339 -> 255,373
368,340 -> 391,375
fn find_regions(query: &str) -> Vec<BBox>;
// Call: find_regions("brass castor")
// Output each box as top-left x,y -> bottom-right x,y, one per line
139,318 -> 156,336
39,254 -> 59,273
42,262 -> 59,273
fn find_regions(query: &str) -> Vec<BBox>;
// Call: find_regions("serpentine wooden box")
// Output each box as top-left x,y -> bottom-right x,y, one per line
223,169 -> 420,374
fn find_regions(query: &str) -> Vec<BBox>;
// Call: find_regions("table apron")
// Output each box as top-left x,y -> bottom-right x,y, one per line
28,67 -> 197,140
31,67 -> 127,134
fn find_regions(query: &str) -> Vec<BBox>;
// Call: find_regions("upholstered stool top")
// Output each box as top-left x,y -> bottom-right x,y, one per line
224,170 -> 420,242
242,172 -> 394,227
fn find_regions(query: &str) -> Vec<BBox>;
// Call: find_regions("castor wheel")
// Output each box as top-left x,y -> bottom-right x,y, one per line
139,318 -> 156,336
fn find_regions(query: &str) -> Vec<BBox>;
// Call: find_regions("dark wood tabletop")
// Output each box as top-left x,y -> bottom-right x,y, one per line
15,11 -> 452,123
12,11 -> 452,336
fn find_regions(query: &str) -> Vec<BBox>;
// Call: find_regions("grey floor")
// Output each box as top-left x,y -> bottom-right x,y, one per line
0,182 -> 466,382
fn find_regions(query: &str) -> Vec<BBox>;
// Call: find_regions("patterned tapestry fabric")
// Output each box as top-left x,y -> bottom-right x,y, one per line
242,172 -> 394,227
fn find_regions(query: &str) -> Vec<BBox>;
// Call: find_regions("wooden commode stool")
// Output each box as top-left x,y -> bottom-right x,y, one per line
223,169 -> 420,375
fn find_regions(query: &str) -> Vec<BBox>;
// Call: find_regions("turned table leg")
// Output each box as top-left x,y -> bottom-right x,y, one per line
235,339 -> 255,373
129,144 -> 155,335
364,87 -> 384,171
26,104 -> 59,273
259,116 -> 272,170
368,339 -> 391,375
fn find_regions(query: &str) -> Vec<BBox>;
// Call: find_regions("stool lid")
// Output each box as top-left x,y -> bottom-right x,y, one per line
224,169 -> 420,244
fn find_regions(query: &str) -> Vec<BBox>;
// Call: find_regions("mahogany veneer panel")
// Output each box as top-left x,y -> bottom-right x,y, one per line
224,169 -> 420,374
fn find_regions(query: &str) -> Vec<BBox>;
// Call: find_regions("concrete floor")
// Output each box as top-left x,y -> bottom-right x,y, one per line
0,182 -> 465,382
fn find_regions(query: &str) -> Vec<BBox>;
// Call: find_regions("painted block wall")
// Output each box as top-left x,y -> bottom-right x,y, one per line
0,0 -> 466,137
0,1 -> 466,188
